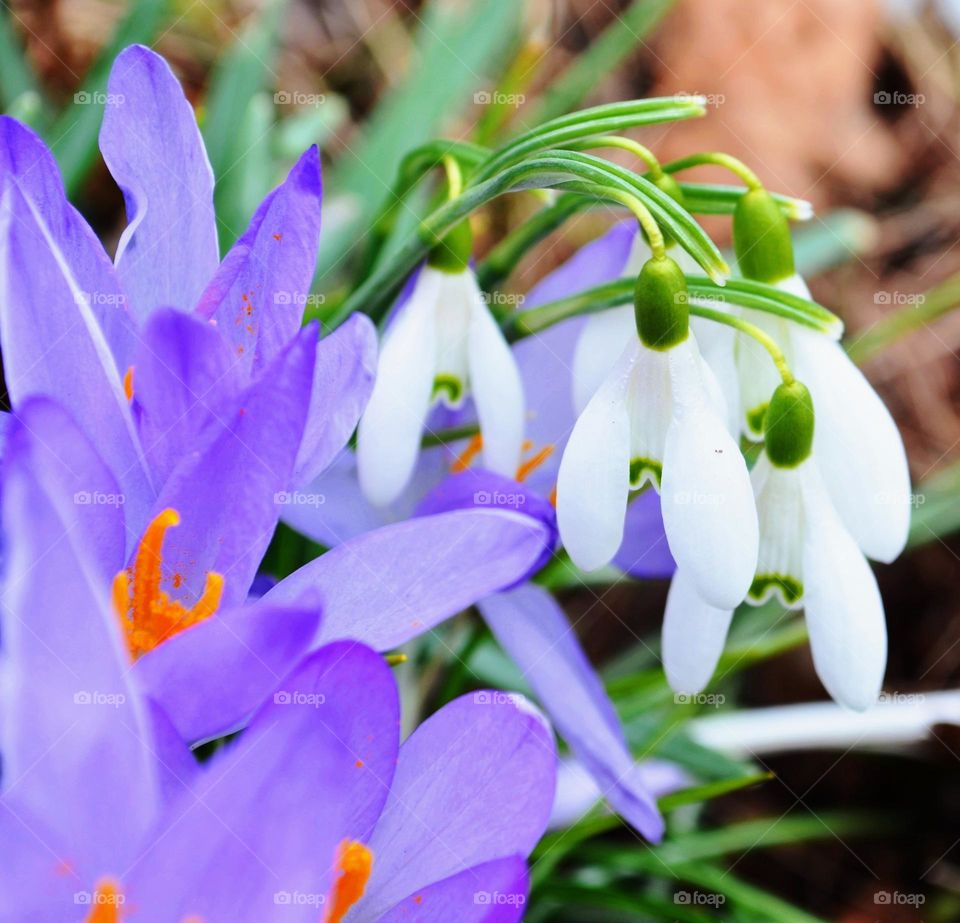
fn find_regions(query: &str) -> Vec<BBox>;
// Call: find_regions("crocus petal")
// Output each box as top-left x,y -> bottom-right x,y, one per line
133,308 -> 248,488
480,585 -> 664,841
465,274 -> 525,477
134,601 -> 322,745
801,466 -> 887,711
100,45 -> 218,319
196,147 -> 323,372
293,312 -> 377,486
264,507 -> 553,650
376,857 -> 529,923
357,267 -> 440,506
354,692 -> 555,919
0,181 -> 155,532
614,489 -> 675,578
661,338 -> 758,609
148,324 -> 316,607
556,342 -> 635,571
793,327 -> 911,564
662,569 -> 734,695
415,468 -> 558,577
0,402 -> 161,875
0,115 -> 137,367
571,305 -> 633,412
127,643 -> 399,921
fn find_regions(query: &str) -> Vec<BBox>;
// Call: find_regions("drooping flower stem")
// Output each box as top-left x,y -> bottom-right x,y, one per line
691,306 -> 795,385
663,151 -> 764,191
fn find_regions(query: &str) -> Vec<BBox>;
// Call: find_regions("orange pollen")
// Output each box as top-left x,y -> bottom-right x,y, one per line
83,878 -> 124,922
548,485 -> 558,507
516,444 -> 554,482
123,366 -> 134,402
112,508 -> 224,661
450,433 -> 484,473
323,840 -> 373,923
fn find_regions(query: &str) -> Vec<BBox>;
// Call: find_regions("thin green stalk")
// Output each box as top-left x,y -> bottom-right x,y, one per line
565,135 -> 665,177
691,305 -> 794,384
664,152 -> 763,190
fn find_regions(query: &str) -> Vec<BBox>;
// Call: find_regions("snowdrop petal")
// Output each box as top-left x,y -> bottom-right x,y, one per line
465,272 -> 526,477
662,339 -> 759,608
357,268 -> 440,506
557,343 -> 635,571
625,347 -> 673,488
801,466 -> 887,711
571,305 -> 633,412
662,569 -> 734,695
793,328 -> 910,563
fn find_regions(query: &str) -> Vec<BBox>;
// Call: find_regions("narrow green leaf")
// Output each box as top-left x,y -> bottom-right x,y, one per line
657,772 -> 774,813
0,7 -> 42,112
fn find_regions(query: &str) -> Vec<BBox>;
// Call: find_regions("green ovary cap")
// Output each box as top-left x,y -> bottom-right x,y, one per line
764,380 -> 814,468
733,188 -> 795,284
634,255 -> 689,351
427,219 -> 473,273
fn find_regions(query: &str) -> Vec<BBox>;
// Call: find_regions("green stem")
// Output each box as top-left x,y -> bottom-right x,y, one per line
421,421 -> 480,448
563,181 -> 665,258
565,135 -> 664,177
665,151 -> 763,190
691,305 -> 794,384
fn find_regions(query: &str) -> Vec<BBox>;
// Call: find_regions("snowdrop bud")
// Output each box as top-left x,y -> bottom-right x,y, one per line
633,256 -> 689,351
764,380 -> 814,468
733,188 -> 795,284
426,219 -> 473,273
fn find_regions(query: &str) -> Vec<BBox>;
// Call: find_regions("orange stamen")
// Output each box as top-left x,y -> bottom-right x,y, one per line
112,508 -> 224,660
123,366 -> 134,402
83,878 -> 123,922
324,840 -> 374,923
516,444 -> 554,482
450,433 -> 484,473
548,485 -> 557,507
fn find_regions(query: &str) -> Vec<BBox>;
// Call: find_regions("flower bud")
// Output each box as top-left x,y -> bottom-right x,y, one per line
733,188 -> 795,284
764,380 -> 814,468
427,219 -> 473,273
634,255 -> 689,351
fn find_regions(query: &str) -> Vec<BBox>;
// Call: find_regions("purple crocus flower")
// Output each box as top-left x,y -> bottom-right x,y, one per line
0,410 -> 557,922
0,46 -> 553,744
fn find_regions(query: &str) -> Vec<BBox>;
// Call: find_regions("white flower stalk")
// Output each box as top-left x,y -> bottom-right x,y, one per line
557,255 -> 758,610
357,254 -> 524,506
732,188 -> 911,564
663,381 -> 888,712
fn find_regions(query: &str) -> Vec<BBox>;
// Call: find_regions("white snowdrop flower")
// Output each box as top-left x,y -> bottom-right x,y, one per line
557,254 -> 758,610
357,240 -> 524,507
663,380 -> 888,712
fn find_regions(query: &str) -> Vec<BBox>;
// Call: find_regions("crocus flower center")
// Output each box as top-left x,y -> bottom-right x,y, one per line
82,878 -> 123,922
112,508 -> 224,660
324,839 -> 374,923
450,434 -> 555,482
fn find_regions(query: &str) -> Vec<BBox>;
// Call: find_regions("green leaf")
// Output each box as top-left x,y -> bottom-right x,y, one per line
676,181 -> 811,220
50,0 -> 172,195
0,8 -> 43,114
657,773 -> 774,813
909,462 -> 960,546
